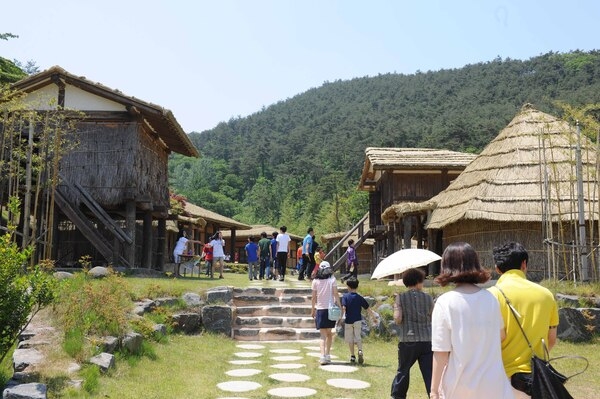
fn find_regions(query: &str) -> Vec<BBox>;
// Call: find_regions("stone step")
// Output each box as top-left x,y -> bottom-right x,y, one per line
233,327 -> 321,341
233,294 -> 311,306
235,305 -> 313,317
235,315 -> 315,329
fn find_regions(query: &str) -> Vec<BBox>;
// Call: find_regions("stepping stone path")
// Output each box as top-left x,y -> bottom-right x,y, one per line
216,343 -> 371,398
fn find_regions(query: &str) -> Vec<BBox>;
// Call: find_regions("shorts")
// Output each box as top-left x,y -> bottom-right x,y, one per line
174,253 -> 183,263
315,309 -> 336,330
344,320 -> 362,344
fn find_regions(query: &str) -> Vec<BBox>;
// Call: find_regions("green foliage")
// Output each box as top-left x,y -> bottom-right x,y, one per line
0,56 -> 26,85
0,197 -> 56,364
80,365 -> 101,394
171,50 -> 600,236
53,271 -> 131,360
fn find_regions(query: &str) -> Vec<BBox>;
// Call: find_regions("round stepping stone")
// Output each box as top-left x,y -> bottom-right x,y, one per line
270,348 -> 301,354
320,364 -> 358,373
303,346 -> 320,351
269,372 -> 310,382
229,360 -> 261,365
226,368 -> 262,377
270,363 -> 306,370
217,381 -> 262,392
236,344 -> 265,350
306,352 -> 338,359
234,351 -> 262,358
267,387 -> 317,397
271,355 -> 303,362
326,378 -> 370,389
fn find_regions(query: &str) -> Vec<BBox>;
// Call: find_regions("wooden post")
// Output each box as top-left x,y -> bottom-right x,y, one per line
125,200 -> 136,268
142,211 -> 153,268
403,216 -> 412,249
156,219 -> 166,271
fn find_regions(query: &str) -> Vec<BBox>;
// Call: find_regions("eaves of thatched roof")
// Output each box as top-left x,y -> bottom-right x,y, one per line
11,65 -> 198,158
382,200 -> 437,224
183,202 -> 251,230
358,147 -> 477,190
427,104 -> 600,229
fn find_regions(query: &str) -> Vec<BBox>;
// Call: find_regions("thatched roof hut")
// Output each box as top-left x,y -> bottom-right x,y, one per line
427,104 -> 600,279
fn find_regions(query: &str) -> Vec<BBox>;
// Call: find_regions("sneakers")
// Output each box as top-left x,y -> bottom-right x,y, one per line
319,354 -> 331,365
358,350 -> 364,365
350,355 -> 356,363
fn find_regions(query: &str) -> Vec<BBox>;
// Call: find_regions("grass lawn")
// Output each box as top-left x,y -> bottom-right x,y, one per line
3,271 -> 597,398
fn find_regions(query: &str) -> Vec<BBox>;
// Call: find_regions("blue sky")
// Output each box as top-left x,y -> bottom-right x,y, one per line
2,0 -> 599,133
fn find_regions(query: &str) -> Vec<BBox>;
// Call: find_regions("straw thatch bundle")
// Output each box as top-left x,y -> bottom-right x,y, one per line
428,104 -> 600,228
427,104 -> 600,279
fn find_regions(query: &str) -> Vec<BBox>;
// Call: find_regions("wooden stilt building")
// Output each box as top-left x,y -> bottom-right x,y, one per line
9,66 -> 199,269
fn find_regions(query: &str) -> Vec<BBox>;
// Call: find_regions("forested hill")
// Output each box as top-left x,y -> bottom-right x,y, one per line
169,50 -> 600,235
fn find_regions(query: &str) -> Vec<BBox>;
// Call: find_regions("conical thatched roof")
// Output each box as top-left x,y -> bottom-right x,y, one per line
427,104 -> 600,229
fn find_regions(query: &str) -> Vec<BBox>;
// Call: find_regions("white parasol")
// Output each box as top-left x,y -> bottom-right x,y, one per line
371,248 -> 441,280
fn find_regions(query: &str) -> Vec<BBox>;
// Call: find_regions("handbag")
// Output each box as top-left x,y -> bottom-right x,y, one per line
328,302 -> 341,321
495,287 -> 588,399
328,283 -> 341,321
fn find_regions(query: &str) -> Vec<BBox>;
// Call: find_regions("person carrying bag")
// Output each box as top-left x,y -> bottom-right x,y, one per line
495,286 -> 588,399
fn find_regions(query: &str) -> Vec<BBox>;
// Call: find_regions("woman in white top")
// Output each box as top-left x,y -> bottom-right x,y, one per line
430,242 -> 514,399
209,231 -> 226,279
311,261 -> 341,365
173,230 -> 202,277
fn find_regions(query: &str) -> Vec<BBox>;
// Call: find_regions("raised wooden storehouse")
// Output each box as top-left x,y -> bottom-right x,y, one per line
427,105 -> 600,281
357,147 -> 476,274
11,66 -> 198,269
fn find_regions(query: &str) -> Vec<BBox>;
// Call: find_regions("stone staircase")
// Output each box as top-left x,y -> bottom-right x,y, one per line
232,286 -> 344,341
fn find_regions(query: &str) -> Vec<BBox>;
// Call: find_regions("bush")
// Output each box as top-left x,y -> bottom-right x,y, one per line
53,269 -> 131,360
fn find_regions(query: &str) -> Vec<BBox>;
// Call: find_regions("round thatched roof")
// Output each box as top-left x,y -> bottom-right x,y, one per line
427,104 -> 600,229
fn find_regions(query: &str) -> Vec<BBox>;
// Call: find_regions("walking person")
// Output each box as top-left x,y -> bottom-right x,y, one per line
489,242 -> 559,399
270,232 -> 278,280
311,261 -> 341,365
202,241 -> 213,278
299,227 -> 315,280
209,231 -> 226,279
341,277 -> 370,365
258,232 -> 271,280
276,226 -> 291,281
245,236 -> 259,280
390,267 -> 433,399
430,242 -> 513,399
341,239 -> 359,283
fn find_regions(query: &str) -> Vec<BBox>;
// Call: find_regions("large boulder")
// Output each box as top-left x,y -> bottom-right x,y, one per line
12,349 -> 44,372
122,332 -> 144,354
206,286 -> 234,304
3,382 -> 47,399
557,308 -> 593,342
172,313 -> 202,334
89,353 -> 114,373
201,306 -> 232,336
577,308 -> 600,333
182,292 -> 203,307
87,267 -> 110,278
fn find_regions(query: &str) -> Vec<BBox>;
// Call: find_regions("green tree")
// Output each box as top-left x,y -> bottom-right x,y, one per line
0,197 -> 56,364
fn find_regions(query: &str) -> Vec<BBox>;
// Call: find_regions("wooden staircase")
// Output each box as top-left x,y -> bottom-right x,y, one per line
232,286 -> 345,342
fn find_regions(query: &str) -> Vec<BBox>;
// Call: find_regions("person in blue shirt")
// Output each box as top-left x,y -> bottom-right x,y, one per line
270,232 -> 278,280
245,235 -> 260,280
299,227 -> 315,280
341,277 -> 371,365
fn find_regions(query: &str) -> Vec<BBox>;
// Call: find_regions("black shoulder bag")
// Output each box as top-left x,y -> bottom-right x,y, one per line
495,287 -> 588,399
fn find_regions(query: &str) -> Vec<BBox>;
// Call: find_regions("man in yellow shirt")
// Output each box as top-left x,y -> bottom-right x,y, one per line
489,242 -> 559,399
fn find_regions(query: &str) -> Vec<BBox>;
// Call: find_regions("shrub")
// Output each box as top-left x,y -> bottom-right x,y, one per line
53,269 -> 131,360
